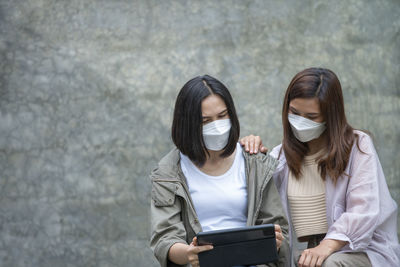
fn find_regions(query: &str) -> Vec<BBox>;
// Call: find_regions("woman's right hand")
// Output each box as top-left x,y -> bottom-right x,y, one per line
186,237 -> 213,267
239,135 -> 268,154
168,238 -> 213,266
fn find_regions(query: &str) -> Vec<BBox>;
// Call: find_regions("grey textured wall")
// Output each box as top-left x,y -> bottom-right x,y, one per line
0,0 -> 399,266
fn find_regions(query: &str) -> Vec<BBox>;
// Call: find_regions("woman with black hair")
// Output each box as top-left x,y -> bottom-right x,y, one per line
150,75 -> 290,267
241,68 -> 400,267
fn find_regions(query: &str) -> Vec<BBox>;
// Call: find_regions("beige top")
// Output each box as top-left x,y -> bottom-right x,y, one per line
288,150 -> 328,238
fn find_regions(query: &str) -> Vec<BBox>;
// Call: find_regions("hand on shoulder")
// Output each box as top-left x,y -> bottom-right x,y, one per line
239,134 -> 268,154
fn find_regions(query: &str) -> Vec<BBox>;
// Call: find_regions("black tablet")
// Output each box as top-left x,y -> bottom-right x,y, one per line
196,224 -> 278,267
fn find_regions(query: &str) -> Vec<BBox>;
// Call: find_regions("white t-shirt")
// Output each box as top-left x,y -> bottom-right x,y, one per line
180,143 -> 247,232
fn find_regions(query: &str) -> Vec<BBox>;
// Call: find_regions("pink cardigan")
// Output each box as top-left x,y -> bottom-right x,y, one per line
271,130 -> 400,266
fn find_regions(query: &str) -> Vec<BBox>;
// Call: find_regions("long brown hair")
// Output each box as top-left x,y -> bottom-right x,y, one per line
281,67 -> 358,183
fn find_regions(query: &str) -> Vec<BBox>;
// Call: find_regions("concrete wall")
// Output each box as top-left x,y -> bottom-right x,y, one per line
0,0 -> 399,266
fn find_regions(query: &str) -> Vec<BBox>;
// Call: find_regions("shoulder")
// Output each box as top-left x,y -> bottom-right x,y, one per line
158,148 -> 181,166
270,144 -> 283,159
150,148 -> 181,181
242,149 -> 278,172
346,130 -> 381,180
269,144 -> 287,172
352,130 -> 376,156
223,143 -> 271,165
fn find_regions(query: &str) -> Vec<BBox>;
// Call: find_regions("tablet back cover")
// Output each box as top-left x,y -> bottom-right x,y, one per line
197,224 -> 278,267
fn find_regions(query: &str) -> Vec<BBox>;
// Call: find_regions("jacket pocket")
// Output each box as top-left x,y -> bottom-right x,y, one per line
333,204 -> 344,221
152,181 -> 177,207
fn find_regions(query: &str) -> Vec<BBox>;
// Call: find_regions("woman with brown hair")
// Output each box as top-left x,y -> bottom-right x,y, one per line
241,67 -> 399,267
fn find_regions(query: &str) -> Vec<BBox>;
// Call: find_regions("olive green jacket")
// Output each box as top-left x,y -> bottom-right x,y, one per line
150,148 -> 290,267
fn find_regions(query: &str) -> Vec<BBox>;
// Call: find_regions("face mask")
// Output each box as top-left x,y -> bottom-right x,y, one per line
288,113 -> 326,142
202,119 -> 231,151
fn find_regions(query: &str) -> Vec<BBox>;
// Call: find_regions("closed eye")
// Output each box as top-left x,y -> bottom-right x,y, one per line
289,107 -> 298,115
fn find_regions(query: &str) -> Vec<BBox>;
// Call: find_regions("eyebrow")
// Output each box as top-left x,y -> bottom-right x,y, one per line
289,106 -> 320,116
202,109 -> 228,118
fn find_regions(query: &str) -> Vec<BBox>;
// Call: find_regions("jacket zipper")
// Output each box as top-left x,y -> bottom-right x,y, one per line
252,176 -> 271,224
248,159 -> 272,225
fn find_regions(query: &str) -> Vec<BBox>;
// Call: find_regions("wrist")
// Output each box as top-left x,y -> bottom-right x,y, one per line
168,242 -> 191,264
320,239 -> 347,254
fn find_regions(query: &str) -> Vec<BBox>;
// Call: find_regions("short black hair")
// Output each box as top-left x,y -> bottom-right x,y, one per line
172,75 -> 240,166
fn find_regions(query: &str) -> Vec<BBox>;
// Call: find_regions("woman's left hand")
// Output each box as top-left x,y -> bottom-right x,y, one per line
298,239 -> 347,267
274,224 -> 284,251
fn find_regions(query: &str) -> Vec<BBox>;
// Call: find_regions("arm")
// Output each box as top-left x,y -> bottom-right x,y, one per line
299,135 -> 381,267
150,179 -> 213,267
324,135 -> 380,250
150,180 -> 188,267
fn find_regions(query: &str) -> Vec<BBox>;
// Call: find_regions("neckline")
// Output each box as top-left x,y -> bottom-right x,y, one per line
304,149 -> 326,165
181,143 -> 242,179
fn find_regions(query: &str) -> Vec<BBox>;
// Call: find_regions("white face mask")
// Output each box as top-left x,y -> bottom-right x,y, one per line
288,113 -> 326,142
202,119 -> 231,151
